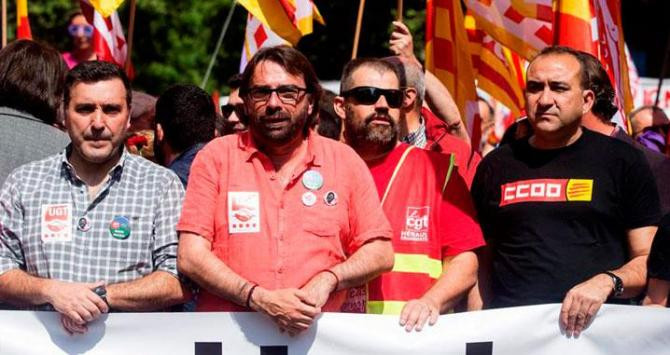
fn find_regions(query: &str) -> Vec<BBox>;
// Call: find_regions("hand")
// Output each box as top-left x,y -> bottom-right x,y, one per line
389,21 -> 420,65
250,287 -> 320,335
300,271 -> 338,310
560,273 -> 613,337
61,314 -> 88,335
399,297 -> 440,332
45,280 -> 109,326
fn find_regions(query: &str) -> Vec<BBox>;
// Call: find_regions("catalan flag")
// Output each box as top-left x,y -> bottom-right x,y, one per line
426,0 -> 481,147
16,0 -> 32,40
465,13 -> 526,119
239,0 -> 323,71
80,0 -> 131,75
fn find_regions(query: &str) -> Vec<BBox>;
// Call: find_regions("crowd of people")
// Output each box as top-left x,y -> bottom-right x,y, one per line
0,19 -> 669,344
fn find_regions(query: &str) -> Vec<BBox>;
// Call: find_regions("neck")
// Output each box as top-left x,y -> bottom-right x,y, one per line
529,124 -> 583,150
160,144 -> 180,167
68,148 -> 122,187
358,140 -> 401,164
72,47 -> 95,61
259,134 -> 308,170
403,109 -> 421,138
581,114 -> 616,136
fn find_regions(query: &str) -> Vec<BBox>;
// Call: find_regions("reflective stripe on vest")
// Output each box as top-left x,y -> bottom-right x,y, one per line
392,253 -> 443,279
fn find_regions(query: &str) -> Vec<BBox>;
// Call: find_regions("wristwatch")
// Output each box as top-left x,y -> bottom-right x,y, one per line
603,271 -> 624,297
93,285 -> 110,308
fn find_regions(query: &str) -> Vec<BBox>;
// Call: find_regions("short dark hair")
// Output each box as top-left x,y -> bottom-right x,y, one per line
340,58 -> 401,93
64,61 -> 132,109
227,73 -> 243,91
155,84 -> 216,152
0,40 -> 68,124
240,45 -> 322,121
530,46 -> 589,90
316,90 -> 342,140
577,52 -> 618,121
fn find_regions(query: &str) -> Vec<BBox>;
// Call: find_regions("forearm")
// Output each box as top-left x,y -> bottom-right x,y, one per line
642,278 -> 670,307
178,233 -> 253,307
423,252 -> 478,313
330,239 -> 394,290
472,247 -> 492,310
0,269 -> 52,306
106,271 -> 188,311
424,70 -> 471,144
611,255 -> 648,298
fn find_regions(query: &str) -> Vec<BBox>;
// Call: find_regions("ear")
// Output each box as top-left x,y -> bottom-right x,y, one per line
582,89 -> 595,115
156,123 -> 165,143
403,88 -> 417,109
307,97 -> 314,117
333,96 -> 347,120
126,105 -> 132,130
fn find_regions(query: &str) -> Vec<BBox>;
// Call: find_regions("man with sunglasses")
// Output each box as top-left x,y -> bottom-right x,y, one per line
334,58 -> 484,331
219,74 -> 247,136
177,46 -> 394,335
62,12 -> 96,69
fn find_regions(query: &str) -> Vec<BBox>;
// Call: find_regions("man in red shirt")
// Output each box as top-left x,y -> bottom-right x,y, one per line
334,58 -> 484,331
177,46 -> 394,335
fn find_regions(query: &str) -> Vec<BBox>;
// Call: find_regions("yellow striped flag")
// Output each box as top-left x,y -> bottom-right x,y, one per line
16,0 -> 32,39
465,13 -> 526,119
464,0 -> 554,60
89,0 -> 125,18
237,0 -> 324,46
426,0 -> 481,146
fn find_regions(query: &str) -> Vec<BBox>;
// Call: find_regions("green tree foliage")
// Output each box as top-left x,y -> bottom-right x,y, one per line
2,0 -> 425,95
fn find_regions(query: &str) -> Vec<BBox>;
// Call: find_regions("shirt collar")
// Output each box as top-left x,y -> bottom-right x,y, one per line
402,116 -> 427,146
238,129 -> 322,167
60,144 -> 129,182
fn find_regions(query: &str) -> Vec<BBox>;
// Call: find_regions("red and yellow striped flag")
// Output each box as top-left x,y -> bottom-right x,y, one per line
16,0 -> 32,39
89,0 -> 125,18
238,0 -> 324,46
426,0 -> 481,146
554,0 -> 597,53
465,13 -> 526,119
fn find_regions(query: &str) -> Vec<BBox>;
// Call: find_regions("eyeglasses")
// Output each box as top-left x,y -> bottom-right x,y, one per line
244,85 -> 309,105
341,86 -> 404,108
68,24 -> 94,38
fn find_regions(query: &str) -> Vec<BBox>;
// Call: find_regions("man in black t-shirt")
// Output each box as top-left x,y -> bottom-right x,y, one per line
471,46 -> 661,337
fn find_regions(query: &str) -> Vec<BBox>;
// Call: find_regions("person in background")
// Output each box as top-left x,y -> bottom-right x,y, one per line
62,12 -> 96,69
220,74 -> 247,136
154,84 -> 216,187
315,90 -> 343,141
0,39 -> 70,185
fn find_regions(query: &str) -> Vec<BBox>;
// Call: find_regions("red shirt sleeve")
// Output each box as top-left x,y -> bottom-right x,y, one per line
176,141 -> 222,242
439,168 -> 486,256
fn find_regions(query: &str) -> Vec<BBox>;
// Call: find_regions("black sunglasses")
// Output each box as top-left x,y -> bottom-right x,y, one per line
341,86 -> 404,108
221,103 -> 244,119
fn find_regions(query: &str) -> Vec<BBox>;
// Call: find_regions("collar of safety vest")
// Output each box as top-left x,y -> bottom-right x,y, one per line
237,130 -> 322,167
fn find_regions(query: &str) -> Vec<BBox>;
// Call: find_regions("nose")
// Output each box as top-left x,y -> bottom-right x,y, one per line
537,86 -> 554,107
374,94 -> 390,112
91,108 -> 105,130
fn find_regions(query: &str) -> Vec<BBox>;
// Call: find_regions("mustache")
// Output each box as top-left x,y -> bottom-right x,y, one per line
365,113 -> 394,125
259,112 -> 291,121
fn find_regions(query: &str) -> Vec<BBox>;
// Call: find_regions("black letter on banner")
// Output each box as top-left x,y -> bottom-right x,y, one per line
466,341 -> 493,355
260,345 -> 288,355
195,342 -> 222,355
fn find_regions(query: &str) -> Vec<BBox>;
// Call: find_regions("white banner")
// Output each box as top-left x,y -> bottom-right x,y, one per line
634,77 -> 670,115
0,304 -> 669,354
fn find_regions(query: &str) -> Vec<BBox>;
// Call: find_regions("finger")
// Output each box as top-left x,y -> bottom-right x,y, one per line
61,316 -> 73,336
87,291 -> 109,314
428,308 -> 439,326
392,21 -> 410,34
75,304 -> 95,323
404,304 -> 424,332
66,310 -> 85,326
399,303 -> 414,326
566,299 -> 582,336
63,316 -> 87,334
560,295 -> 574,329
414,307 -> 432,332
295,302 -> 320,318
81,299 -> 103,321
583,300 -> 603,330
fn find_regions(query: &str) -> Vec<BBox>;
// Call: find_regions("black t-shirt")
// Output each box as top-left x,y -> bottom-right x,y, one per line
649,213 -> 670,281
472,128 -> 661,308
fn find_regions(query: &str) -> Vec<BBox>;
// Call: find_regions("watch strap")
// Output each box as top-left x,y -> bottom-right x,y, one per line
603,271 -> 624,297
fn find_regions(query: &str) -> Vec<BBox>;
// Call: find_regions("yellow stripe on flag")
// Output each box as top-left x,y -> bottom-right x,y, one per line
89,0 -> 125,18
392,253 -> 443,279
17,0 -> 28,17
556,0 -> 592,22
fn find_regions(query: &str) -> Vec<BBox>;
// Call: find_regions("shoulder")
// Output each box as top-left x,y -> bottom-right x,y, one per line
7,153 -> 63,182
582,129 -> 647,164
124,153 -> 182,188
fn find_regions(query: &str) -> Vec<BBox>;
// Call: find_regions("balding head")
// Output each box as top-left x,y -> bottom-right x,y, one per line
629,106 -> 670,138
382,56 -> 425,110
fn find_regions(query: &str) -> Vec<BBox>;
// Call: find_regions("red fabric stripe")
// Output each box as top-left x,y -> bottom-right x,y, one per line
433,38 -> 454,72
17,17 -> 32,39
367,272 -> 434,302
477,60 -> 523,109
554,12 -> 597,54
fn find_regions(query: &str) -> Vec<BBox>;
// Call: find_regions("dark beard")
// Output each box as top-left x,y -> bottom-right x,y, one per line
250,108 -> 309,146
345,111 -> 399,157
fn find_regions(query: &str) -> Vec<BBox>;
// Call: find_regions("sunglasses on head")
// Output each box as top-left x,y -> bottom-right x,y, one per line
68,24 -> 94,38
341,86 -> 404,108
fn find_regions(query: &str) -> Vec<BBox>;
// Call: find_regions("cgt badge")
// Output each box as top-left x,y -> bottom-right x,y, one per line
109,216 -> 131,240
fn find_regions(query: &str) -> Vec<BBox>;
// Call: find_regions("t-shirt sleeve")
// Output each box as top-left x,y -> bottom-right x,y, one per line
344,151 -> 393,255
470,156 -> 497,242
622,149 -> 662,229
440,163 -> 485,256
0,172 -> 26,275
153,172 -> 185,276
648,214 -> 670,281
176,144 -> 221,242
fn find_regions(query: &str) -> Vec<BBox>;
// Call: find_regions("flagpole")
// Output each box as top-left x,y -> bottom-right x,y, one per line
1,0 -> 6,47
125,0 -> 137,73
201,0 -> 237,89
396,0 -> 403,21
351,0 -> 366,59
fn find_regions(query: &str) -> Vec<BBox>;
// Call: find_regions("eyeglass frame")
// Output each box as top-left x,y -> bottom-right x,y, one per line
241,85 -> 311,106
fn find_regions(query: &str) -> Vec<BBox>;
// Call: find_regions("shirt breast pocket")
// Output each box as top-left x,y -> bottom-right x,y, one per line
109,214 -> 153,277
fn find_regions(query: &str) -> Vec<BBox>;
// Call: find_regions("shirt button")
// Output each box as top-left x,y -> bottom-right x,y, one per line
278,267 -> 284,274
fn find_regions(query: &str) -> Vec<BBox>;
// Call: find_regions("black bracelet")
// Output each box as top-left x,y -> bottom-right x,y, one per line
245,284 -> 258,309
